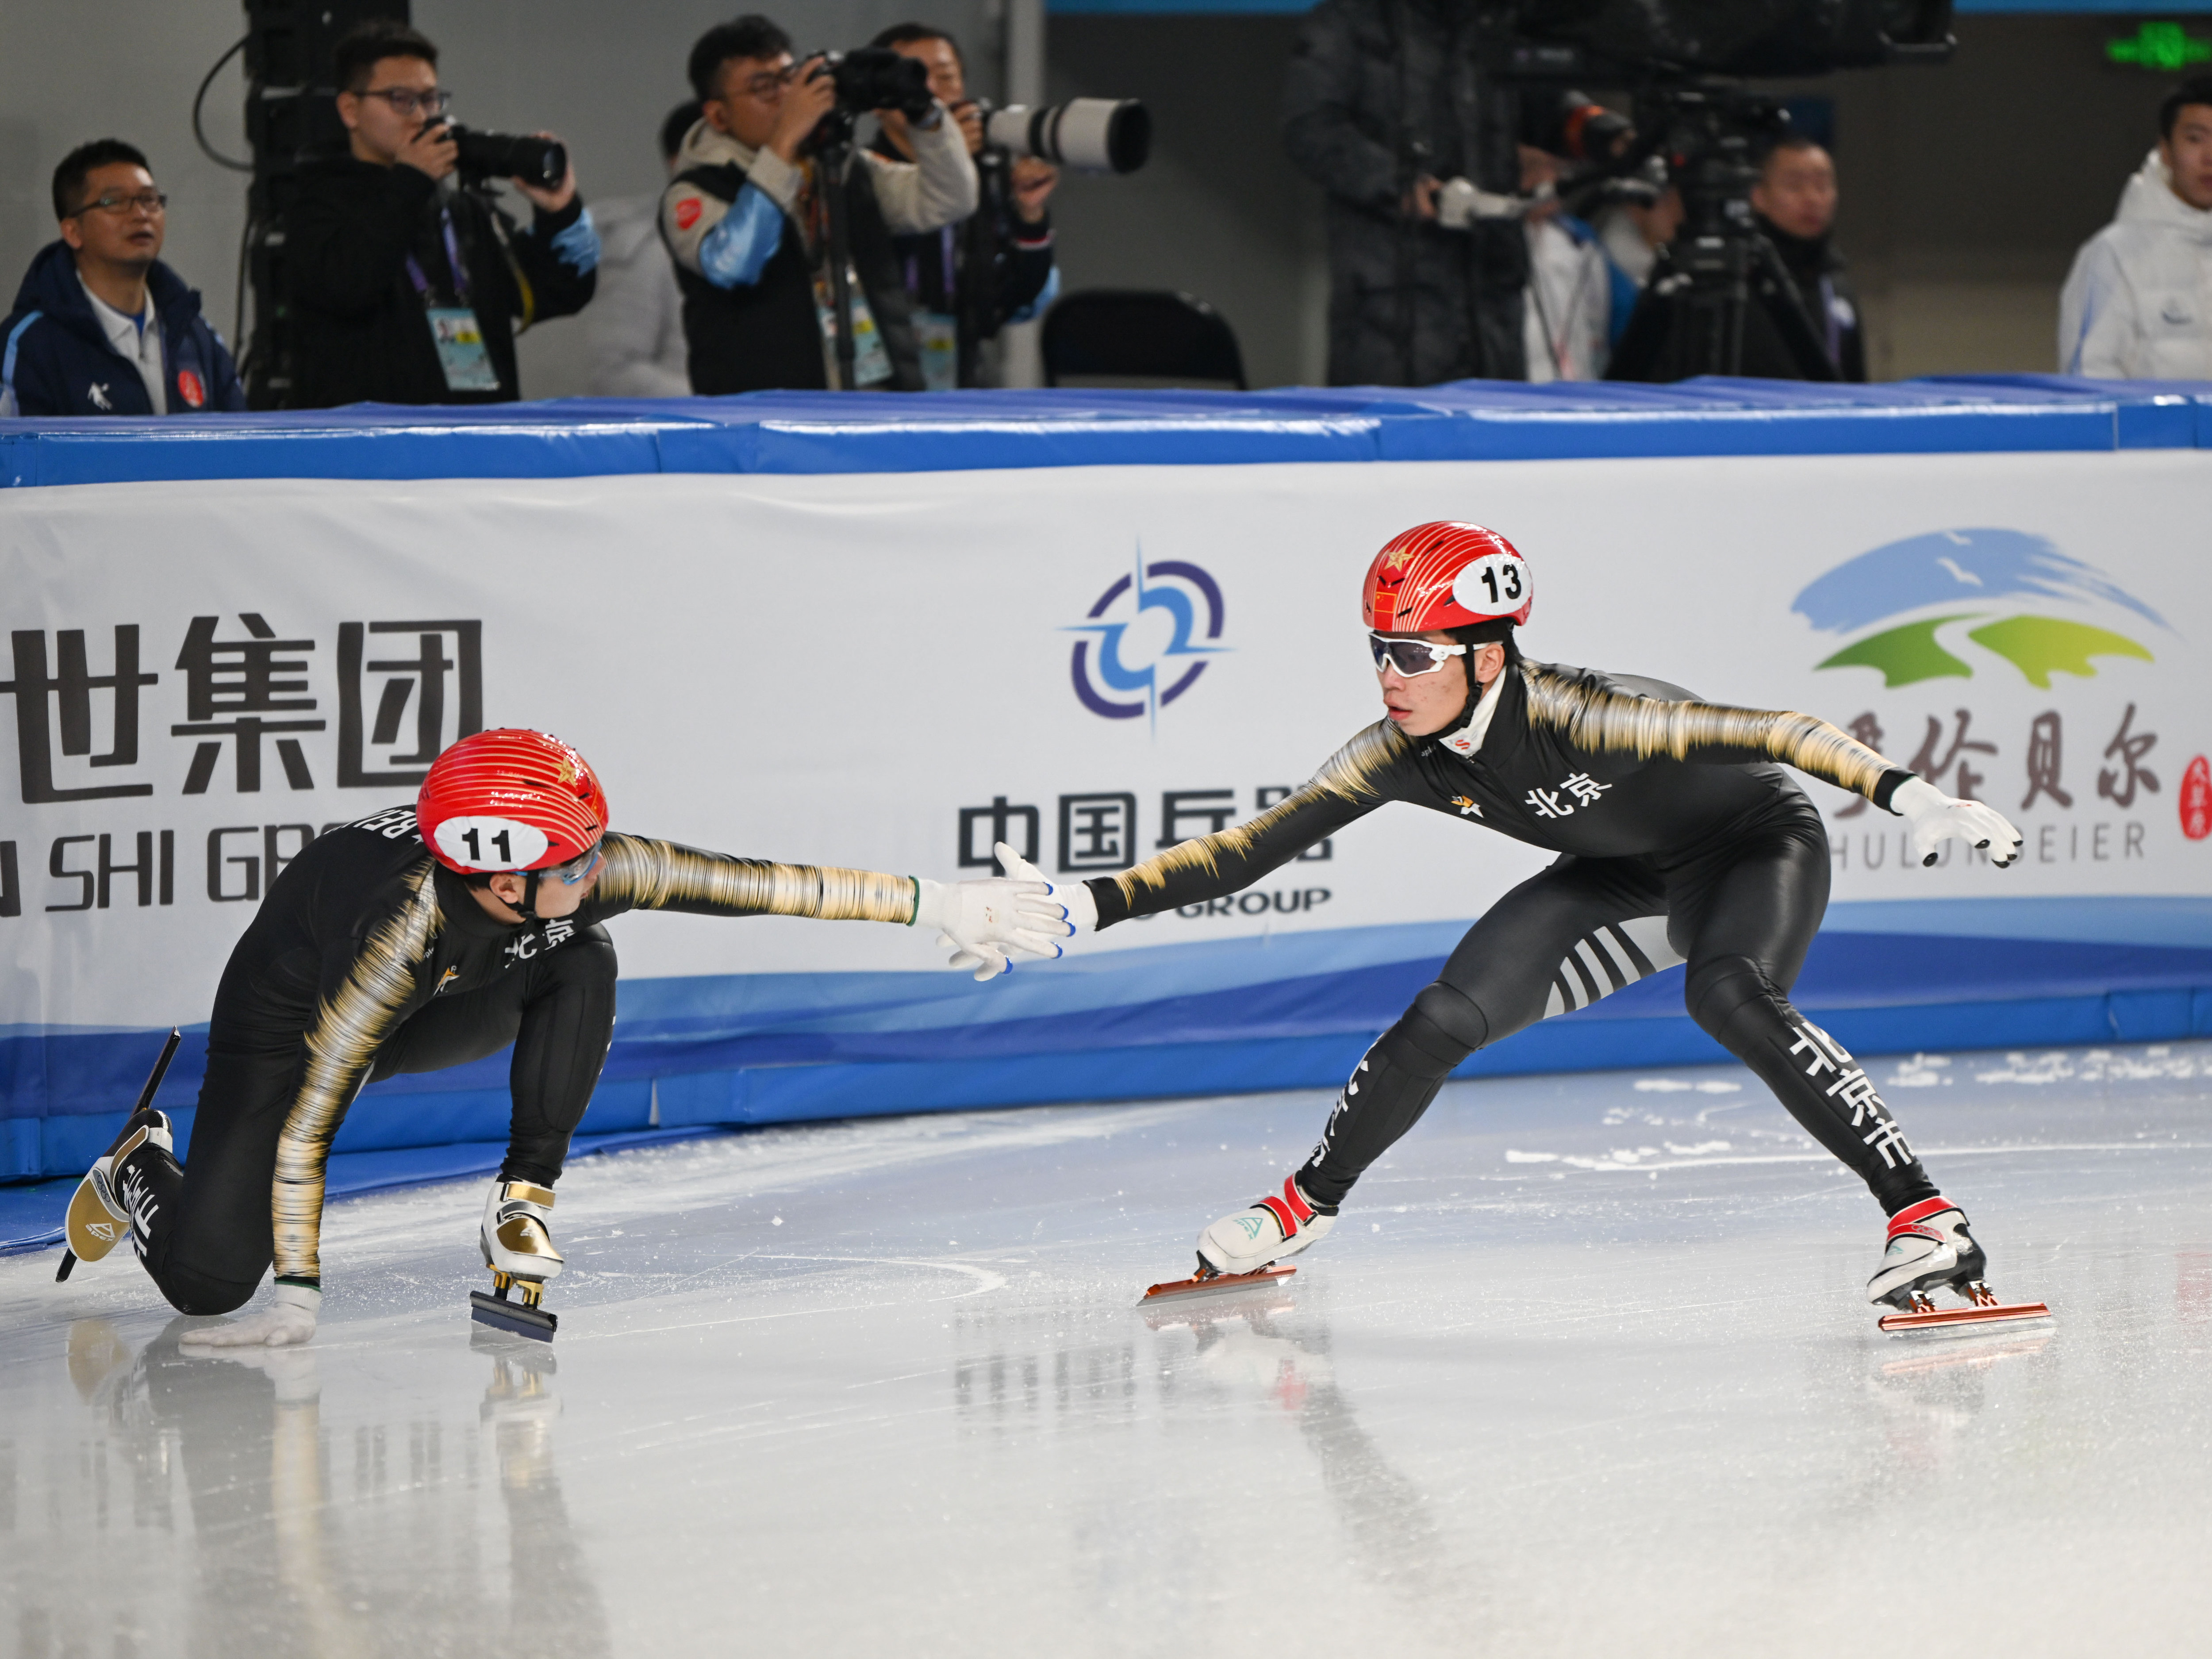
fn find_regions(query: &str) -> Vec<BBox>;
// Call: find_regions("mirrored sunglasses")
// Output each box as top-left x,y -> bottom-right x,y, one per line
1369,633 -> 1468,677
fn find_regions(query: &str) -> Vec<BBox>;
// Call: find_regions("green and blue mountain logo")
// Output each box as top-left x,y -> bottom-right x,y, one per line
1793,529 -> 2165,688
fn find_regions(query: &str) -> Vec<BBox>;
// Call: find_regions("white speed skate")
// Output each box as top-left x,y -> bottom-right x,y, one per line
472,1180 -> 564,1341
1866,1196 -> 2050,1334
1198,1176 -> 1336,1275
1141,1176 -> 1339,1305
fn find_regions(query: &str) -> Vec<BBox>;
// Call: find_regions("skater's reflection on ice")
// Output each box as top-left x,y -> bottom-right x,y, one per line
475,1330 -> 614,1658
47,1317 -> 613,1658
1856,1326 -> 2054,1482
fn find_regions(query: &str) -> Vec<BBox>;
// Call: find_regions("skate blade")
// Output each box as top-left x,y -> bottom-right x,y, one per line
1138,1264 -> 1296,1306
470,1290 -> 557,1342
1877,1298 -> 2051,1336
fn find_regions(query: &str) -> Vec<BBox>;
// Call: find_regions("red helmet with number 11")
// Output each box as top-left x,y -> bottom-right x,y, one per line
417,729 -> 609,876
1361,521 -> 1533,633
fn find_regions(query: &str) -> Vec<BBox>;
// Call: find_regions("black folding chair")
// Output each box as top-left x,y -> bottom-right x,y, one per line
1041,289 -> 1248,390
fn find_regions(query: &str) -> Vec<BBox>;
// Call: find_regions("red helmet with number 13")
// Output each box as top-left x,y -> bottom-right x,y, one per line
1361,521 -> 1533,633
416,729 -> 609,876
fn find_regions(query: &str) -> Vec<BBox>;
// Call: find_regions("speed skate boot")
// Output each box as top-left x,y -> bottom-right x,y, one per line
61,1108 -> 174,1272
1866,1196 -> 2051,1333
472,1180 -> 564,1341
1141,1176 -> 1337,1304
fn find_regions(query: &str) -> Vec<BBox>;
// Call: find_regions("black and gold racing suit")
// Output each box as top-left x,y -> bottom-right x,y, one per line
1082,661 -> 1942,1217
123,807 -> 920,1315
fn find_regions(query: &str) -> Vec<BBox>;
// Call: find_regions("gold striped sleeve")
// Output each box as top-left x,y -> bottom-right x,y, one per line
1521,665 -> 1899,801
272,862 -> 443,1283
1110,721 -> 1407,912
596,833 -> 918,923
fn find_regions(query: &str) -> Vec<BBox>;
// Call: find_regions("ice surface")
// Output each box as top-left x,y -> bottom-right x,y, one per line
4,1040 -> 2210,1657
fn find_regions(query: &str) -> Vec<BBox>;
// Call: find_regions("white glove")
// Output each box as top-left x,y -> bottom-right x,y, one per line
179,1281 -> 320,1349
995,841 -> 1098,930
914,866 -> 1074,982
1890,776 -> 2023,868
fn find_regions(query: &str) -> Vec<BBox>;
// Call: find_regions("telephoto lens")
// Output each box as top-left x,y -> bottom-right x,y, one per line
449,126 -> 567,188
983,99 -> 1151,174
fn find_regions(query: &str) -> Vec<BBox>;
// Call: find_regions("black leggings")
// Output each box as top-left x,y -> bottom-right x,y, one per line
1296,806 -> 1937,1216
126,926 -> 618,1314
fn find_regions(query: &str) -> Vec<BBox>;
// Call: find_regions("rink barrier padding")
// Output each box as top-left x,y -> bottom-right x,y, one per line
7,375 -> 2212,486
7,917 -> 2209,1183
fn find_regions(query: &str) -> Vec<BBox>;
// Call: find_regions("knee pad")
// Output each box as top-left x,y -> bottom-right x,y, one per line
1380,982 -> 1491,1080
1684,954 -> 1789,1039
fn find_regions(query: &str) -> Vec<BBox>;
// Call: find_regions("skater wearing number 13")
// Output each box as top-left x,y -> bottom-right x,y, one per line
58,729 -> 1067,1346
1001,522 -> 2047,1329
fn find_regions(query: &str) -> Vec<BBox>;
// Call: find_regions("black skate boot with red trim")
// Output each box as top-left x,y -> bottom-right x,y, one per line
1141,1177 -> 1337,1304
1867,1196 -> 2051,1333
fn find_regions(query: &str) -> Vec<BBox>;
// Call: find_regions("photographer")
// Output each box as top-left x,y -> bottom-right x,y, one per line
1,140 -> 244,417
868,23 -> 1058,390
288,21 -> 598,408
662,15 -> 977,394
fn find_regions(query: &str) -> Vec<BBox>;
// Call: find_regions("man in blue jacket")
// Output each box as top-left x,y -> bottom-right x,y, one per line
1,139 -> 246,418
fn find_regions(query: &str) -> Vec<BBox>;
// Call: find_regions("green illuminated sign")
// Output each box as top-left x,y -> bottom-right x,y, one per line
2107,20 -> 2212,71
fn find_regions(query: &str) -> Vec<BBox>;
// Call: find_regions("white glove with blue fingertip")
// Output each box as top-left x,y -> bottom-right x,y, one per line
913,868 -> 1075,981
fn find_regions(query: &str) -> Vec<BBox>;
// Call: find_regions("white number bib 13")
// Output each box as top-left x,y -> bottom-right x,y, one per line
1452,553 -> 1530,617
433,815 -> 551,872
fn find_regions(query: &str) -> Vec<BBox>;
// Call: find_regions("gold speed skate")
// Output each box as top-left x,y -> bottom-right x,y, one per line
472,1180 -> 563,1342
62,1109 -> 173,1269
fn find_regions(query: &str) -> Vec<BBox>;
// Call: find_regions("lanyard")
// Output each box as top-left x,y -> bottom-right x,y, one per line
403,206 -> 472,304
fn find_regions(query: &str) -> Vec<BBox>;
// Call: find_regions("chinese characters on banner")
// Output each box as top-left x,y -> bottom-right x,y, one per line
0,614 -> 482,918
956,786 -> 1333,921
1828,702 -> 2166,869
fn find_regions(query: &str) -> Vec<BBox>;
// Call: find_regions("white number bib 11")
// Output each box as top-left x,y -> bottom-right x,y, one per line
433,815 -> 551,872
1452,553 -> 1529,617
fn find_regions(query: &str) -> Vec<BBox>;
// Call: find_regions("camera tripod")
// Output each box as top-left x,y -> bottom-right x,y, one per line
1605,86 -> 1837,384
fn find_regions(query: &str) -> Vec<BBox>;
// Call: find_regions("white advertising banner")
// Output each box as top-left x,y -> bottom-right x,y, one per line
4,448 -> 2209,1038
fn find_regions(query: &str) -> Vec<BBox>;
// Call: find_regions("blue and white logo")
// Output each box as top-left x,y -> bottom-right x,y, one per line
1066,553 -> 1228,725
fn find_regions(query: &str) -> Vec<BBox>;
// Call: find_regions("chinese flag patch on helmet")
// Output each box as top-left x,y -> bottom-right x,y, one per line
1362,522 -> 1533,633
416,729 -> 609,875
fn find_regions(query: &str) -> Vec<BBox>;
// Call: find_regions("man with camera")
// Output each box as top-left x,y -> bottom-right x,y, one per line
868,23 -> 1059,391
1,139 -> 245,417
288,21 -> 598,408
662,15 -> 977,394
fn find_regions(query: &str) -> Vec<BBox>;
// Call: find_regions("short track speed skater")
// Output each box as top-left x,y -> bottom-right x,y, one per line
1867,1198 -> 2051,1335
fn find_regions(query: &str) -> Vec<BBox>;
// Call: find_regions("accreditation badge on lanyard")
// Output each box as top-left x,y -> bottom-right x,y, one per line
813,262 -> 895,388
910,227 -> 960,392
408,209 -> 500,393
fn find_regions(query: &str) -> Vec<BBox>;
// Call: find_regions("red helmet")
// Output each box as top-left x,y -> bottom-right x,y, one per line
416,729 -> 609,875
1362,522 -> 1533,633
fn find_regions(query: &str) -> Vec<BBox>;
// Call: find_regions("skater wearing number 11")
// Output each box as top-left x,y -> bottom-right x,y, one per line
1001,522 -> 2049,1329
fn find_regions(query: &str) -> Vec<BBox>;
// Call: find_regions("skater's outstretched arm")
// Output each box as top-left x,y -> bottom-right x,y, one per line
590,833 -> 1073,976
1064,724 -> 1405,930
1520,666 -> 2022,864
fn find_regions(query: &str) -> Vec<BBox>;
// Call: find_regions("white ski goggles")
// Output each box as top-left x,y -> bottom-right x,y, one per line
1368,633 -> 1469,677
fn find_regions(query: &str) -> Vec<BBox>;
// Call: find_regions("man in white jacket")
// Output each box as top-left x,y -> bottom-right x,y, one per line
2058,77 -> 2212,378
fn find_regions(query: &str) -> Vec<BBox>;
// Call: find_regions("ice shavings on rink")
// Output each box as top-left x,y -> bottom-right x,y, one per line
3,1037 -> 2209,1657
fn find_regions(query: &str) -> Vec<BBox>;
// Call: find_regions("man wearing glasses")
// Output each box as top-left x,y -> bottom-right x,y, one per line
0,139 -> 244,417
287,20 -> 597,408
662,14 -> 977,393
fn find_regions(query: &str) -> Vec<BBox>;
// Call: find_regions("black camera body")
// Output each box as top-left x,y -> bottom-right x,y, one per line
816,48 -> 934,120
442,123 -> 566,188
